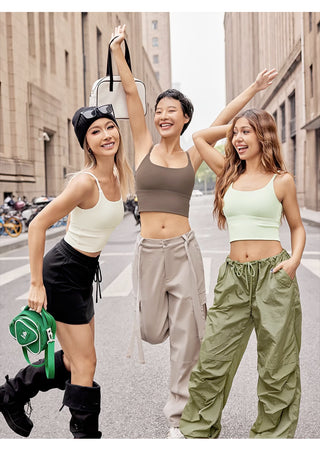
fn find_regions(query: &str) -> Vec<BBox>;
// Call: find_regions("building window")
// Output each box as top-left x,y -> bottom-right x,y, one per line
280,102 -> 286,143
289,91 -> 296,137
65,50 -> 70,87
310,64 -> 314,97
309,12 -> 312,31
39,12 -> 46,66
152,37 -> 159,47
292,136 -> 297,177
0,82 -> 3,153
317,21 -> 320,32
152,20 -> 158,30
153,54 -> 159,64
27,12 -> 36,57
67,119 -> 72,166
96,27 -> 102,79
273,110 -> 278,126
155,72 -> 160,81
49,13 -> 56,73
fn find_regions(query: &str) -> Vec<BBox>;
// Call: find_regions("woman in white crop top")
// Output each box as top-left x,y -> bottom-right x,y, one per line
0,104 -> 133,439
180,109 -> 306,438
110,24 -> 278,439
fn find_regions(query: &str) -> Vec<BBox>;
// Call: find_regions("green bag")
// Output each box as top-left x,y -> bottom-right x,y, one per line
9,306 -> 56,379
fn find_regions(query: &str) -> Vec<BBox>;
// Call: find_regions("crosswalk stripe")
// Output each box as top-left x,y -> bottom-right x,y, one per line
301,258 -> 320,278
101,263 -> 133,297
4,256 -> 319,301
0,264 -> 30,287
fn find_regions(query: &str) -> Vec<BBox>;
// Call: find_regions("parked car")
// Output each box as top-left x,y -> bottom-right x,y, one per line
192,189 -> 203,197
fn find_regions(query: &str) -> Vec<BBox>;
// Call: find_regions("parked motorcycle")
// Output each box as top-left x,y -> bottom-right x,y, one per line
125,195 -> 140,226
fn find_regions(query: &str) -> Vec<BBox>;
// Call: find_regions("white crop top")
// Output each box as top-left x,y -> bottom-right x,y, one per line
64,172 -> 124,252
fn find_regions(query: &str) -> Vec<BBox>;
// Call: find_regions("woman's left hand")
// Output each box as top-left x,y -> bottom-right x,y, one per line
272,257 -> 300,280
110,24 -> 126,49
254,68 -> 278,91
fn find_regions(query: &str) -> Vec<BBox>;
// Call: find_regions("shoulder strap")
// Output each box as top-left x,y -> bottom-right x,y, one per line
82,171 -> 102,192
106,39 -> 132,91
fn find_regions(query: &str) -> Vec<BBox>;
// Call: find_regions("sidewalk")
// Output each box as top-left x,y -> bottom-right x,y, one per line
0,208 -> 319,255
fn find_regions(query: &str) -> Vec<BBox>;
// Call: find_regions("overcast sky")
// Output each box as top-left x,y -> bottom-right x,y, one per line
170,12 -> 226,148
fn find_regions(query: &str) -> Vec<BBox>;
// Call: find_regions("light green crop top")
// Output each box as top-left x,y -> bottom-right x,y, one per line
64,172 -> 124,252
222,174 -> 282,242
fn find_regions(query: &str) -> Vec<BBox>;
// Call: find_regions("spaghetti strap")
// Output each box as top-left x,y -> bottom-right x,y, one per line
81,171 -> 102,192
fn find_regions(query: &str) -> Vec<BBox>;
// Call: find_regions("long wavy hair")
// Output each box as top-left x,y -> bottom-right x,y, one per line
214,108 -> 287,229
81,123 -> 134,199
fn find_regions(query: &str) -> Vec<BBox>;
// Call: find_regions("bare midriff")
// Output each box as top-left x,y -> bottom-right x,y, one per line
73,248 -> 101,258
229,240 -> 283,263
140,211 -> 191,239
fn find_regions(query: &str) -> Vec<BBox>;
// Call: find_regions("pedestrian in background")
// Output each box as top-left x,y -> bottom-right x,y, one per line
0,104 -> 133,438
110,23 -> 278,438
179,108 -> 305,438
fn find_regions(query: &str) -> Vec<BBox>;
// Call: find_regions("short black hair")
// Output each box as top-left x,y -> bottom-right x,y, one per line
155,89 -> 194,135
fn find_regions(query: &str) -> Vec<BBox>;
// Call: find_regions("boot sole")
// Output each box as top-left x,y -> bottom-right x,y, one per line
0,408 -> 33,437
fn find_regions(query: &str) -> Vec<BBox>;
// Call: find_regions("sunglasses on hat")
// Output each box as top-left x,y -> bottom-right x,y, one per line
79,104 -> 115,121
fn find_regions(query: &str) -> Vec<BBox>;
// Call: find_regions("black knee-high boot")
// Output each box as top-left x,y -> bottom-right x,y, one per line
0,350 -> 70,437
62,380 -> 102,439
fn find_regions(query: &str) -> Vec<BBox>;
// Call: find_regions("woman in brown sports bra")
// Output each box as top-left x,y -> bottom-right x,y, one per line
110,24 -> 277,438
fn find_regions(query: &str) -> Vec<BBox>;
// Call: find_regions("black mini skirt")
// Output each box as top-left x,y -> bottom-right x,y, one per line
43,238 -> 100,324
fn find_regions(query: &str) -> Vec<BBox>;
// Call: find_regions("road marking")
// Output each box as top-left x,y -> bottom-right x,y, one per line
3,255 -> 319,301
0,264 -> 30,287
101,263 -> 133,297
301,258 -> 320,278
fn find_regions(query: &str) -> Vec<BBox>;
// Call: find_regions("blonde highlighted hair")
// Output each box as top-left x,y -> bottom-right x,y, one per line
80,122 -> 134,199
214,108 -> 287,229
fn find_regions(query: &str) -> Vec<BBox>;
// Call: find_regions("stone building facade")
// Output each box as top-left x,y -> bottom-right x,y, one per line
0,12 -> 170,201
224,12 -> 320,211
141,12 -> 172,90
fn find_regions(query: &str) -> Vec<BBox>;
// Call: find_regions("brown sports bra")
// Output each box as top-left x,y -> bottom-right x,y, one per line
135,147 -> 195,217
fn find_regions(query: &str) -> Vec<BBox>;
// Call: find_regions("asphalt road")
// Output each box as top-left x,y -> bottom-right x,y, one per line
0,195 -> 319,442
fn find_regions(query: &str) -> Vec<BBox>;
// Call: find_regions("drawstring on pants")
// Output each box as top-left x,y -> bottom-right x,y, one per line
94,262 -> 102,303
127,237 -> 145,364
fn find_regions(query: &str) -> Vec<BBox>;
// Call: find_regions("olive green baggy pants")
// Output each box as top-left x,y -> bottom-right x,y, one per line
180,249 -> 302,438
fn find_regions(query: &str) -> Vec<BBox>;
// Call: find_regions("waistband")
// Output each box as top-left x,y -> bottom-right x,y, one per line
137,229 -> 195,248
226,249 -> 289,291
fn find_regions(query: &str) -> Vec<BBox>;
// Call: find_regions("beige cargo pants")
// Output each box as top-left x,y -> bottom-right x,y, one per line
128,230 -> 207,427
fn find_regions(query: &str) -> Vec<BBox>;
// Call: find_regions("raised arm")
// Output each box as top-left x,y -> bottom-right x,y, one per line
192,125 -> 229,176
211,69 -> 278,126
110,25 -> 153,167
189,69 -> 278,171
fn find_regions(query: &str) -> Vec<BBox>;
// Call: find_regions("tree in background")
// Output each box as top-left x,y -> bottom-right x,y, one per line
195,143 -> 225,193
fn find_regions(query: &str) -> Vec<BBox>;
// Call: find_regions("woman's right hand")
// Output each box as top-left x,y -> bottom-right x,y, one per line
110,24 -> 126,49
28,284 -> 47,314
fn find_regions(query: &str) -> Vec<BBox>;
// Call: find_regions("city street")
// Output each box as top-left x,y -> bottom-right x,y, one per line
0,195 -> 319,440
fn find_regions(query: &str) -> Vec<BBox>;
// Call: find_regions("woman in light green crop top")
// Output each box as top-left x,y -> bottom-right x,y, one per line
0,105 -> 133,439
180,109 -> 306,439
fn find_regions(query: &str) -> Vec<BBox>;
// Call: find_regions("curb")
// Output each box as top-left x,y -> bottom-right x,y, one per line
0,227 -> 66,255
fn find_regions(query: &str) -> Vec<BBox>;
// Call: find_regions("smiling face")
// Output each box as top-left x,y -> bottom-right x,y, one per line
232,117 -> 261,162
86,118 -> 120,157
154,97 -> 190,138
